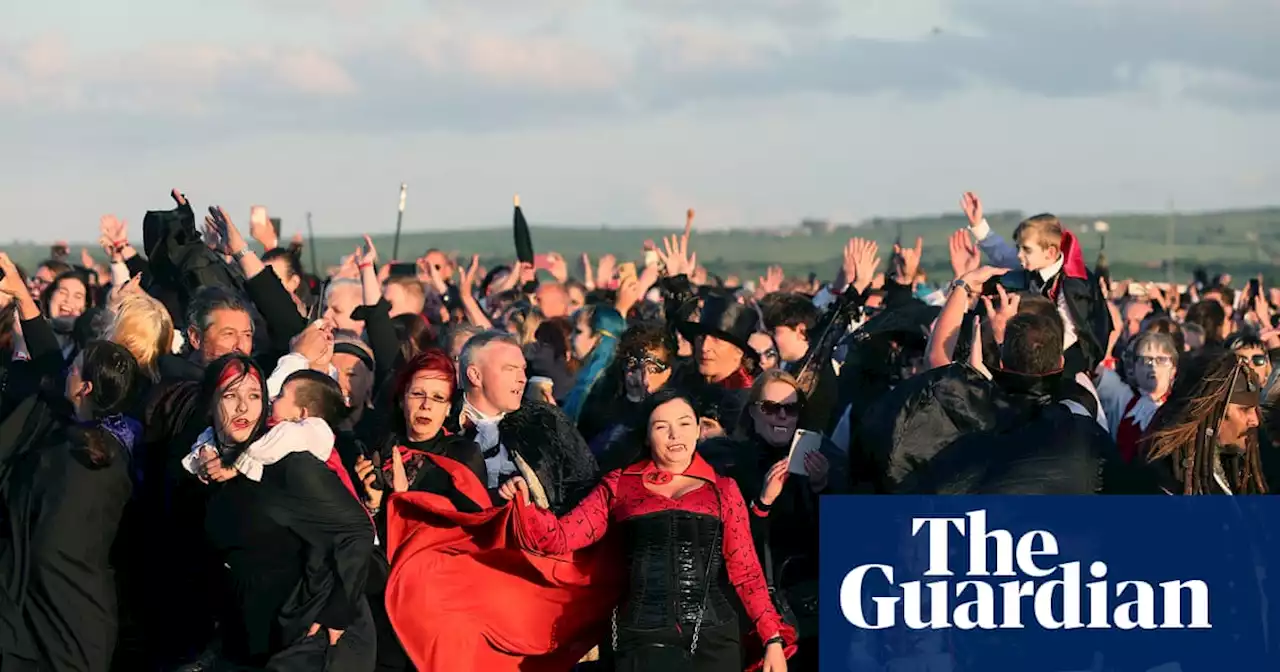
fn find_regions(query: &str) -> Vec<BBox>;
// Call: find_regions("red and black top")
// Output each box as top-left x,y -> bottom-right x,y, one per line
516,453 -> 794,651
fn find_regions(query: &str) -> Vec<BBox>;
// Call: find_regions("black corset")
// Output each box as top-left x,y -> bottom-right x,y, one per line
617,510 -> 737,632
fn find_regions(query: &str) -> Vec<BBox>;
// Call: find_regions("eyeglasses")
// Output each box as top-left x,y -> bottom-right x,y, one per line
406,391 -> 451,407
758,348 -> 779,361
1137,355 -> 1174,368
626,356 -> 670,375
756,400 -> 800,418
1242,354 -> 1269,368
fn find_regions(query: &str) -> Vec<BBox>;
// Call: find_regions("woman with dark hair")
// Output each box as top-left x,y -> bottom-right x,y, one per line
501,387 -> 797,671
38,269 -> 95,359
0,340 -> 141,671
189,354 -> 376,670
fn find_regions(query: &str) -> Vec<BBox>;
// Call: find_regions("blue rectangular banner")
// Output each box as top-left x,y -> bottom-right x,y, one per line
820,496 -> 1280,671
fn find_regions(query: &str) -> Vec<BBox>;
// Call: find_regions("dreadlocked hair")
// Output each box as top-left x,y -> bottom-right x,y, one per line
1141,350 -> 1266,495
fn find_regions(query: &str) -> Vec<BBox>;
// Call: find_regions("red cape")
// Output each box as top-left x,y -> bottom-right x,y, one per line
1060,229 -> 1088,281
385,457 -> 624,672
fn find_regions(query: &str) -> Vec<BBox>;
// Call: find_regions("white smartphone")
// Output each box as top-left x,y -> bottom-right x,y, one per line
786,429 -> 823,476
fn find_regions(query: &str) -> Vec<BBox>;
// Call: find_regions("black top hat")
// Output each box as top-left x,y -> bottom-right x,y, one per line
677,291 -> 758,354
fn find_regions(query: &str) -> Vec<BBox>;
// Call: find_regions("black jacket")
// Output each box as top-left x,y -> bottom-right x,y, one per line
496,401 -> 599,515
204,453 -> 373,665
0,396 -> 135,671
859,364 -> 1127,495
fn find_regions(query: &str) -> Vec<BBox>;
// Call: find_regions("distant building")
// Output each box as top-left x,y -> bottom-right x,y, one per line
800,218 -> 834,235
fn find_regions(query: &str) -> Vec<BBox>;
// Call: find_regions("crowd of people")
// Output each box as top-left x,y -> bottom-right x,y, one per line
0,187 -> 1274,672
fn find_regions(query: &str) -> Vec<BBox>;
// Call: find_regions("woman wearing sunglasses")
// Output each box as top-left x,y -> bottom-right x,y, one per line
700,369 -> 846,670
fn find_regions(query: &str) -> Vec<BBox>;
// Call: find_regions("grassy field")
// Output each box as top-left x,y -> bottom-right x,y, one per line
9,206 -> 1280,285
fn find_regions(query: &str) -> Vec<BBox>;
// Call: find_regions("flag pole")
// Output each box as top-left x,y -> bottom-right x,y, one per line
306,212 -> 317,276
393,183 -> 407,261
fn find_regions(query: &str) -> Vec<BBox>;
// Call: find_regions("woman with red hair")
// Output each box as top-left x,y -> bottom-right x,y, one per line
354,348 -> 489,671
360,348 -> 487,506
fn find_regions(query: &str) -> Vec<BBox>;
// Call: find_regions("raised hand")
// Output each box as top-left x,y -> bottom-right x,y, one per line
249,205 -> 277,250
960,265 -> 1009,289
757,265 -> 783,296
844,238 -> 881,294
893,236 -> 923,285
290,321 -> 334,367
457,254 -> 482,294
545,252 -> 568,284
0,253 -> 30,299
948,229 -> 980,279
336,251 -> 360,279
637,262 -> 660,297
358,235 -> 378,268
960,191 -> 983,228
581,253 -> 596,290
657,235 -> 696,278
99,214 -> 130,261
1102,278 -> 1121,361
615,275 -> 643,316
596,254 -> 617,287
202,207 -> 248,256
980,284 -> 1020,345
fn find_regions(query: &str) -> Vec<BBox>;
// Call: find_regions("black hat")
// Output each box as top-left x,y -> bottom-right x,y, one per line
678,291 -> 758,354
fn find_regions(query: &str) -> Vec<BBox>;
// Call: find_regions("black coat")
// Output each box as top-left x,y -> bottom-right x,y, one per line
497,401 -> 599,514
859,364 -> 1127,495
0,396 -> 134,672
204,453 -> 374,665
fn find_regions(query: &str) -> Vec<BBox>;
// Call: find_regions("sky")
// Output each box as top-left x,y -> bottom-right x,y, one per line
1,0 -> 1278,240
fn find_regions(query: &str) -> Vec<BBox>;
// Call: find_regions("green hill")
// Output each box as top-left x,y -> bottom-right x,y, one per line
9,206 -> 1280,284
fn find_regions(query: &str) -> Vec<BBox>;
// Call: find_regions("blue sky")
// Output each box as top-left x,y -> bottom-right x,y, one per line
2,0 -> 1278,242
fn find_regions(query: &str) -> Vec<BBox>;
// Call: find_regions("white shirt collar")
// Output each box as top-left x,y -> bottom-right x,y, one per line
1038,254 -> 1065,282
461,397 -> 505,426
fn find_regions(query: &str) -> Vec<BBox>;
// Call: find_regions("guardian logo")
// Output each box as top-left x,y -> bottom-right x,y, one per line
839,510 -> 1212,631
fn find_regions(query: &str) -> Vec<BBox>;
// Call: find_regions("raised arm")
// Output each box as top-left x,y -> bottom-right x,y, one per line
962,191 -> 1021,270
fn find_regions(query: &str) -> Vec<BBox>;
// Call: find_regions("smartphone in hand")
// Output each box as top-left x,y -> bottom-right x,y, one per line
786,429 -> 823,476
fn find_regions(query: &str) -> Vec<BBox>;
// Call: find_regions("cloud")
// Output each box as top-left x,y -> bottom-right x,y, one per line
625,0 -> 842,26
403,24 -> 623,91
2,0 -> 1278,146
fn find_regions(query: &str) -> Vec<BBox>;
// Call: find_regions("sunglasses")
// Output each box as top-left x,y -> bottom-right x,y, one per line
1243,354 -> 1268,368
626,356 -> 670,375
758,348 -> 779,361
756,400 -> 800,418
